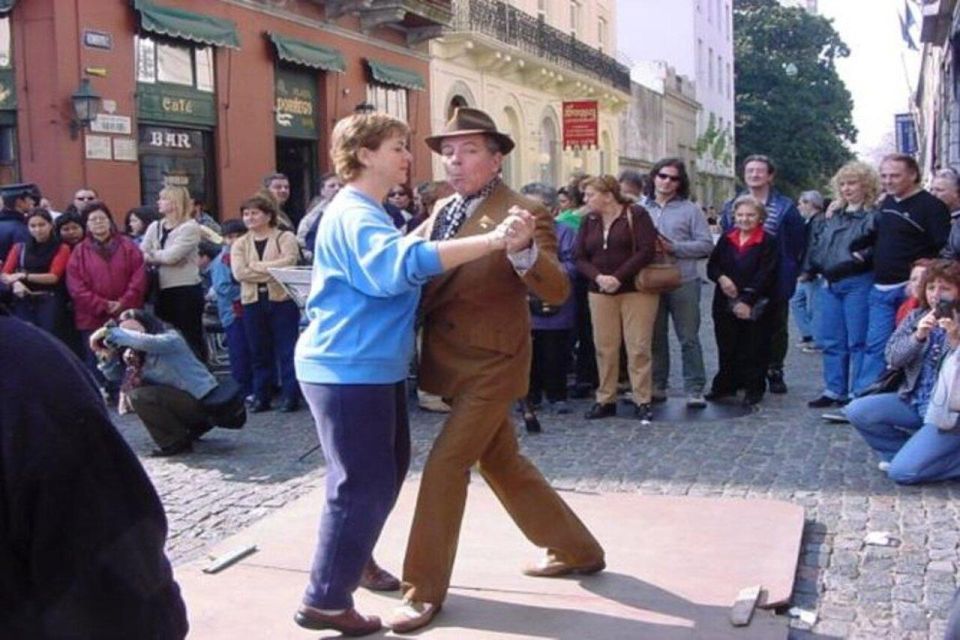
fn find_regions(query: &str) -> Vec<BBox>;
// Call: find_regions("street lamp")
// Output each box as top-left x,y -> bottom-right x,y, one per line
70,78 -> 102,139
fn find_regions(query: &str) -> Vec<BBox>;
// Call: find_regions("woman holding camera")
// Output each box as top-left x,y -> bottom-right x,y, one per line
845,259 -> 960,484
1,208 -> 71,340
91,309 -> 218,457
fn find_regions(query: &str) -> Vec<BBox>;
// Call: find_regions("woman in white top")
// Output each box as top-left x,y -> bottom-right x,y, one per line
141,185 -> 205,360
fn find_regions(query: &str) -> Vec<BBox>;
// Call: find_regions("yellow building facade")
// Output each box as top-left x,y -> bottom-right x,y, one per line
428,0 -> 630,188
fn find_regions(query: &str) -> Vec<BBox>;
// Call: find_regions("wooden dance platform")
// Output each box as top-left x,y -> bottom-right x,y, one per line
176,478 -> 803,639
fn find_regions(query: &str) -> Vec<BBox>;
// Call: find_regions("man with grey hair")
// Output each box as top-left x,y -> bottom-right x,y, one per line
792,190 -> 825,352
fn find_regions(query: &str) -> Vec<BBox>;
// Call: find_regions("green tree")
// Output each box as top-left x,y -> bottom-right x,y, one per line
734,0 -> 856,198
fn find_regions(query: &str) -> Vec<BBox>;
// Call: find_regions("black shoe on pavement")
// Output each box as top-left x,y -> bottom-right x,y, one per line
279,398 -> 300,413
584,403 -> 616,419
807,395 -> 845,408
149,439 -> 193,457
634,403 -> 654,423
250,399 -> 272,413
742,392 -> 763,406
767,369 -> 787,394
704,389 -> 734,401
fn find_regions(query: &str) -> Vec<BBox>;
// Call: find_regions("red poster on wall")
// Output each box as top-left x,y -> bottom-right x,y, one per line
562,100 -> 598,149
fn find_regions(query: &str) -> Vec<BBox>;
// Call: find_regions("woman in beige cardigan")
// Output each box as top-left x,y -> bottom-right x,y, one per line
231,194 -> 301,412
141,185 -> 205,359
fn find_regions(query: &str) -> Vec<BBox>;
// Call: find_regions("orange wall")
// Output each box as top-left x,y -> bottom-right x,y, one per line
12,0 -> 434,221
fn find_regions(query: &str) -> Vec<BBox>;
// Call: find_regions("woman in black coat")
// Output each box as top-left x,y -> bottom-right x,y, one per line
706,195 -> 780,405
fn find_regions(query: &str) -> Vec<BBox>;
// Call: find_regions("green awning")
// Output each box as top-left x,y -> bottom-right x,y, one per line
366,59 -> 425,91
0,0 -> 16,14
133,0 -> 240,49
268,33 -> 345,73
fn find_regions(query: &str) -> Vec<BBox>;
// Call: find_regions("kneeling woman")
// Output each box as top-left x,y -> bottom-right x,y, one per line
292,112 -> 533,636
92,309 -> 217,457
846,259 -> 960,484
706,195 -> 780,405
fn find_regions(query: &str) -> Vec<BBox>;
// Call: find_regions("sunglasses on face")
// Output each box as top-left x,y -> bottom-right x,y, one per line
388,191 -> 406,197
76,196 -> 95,201
656,173 -> 681,183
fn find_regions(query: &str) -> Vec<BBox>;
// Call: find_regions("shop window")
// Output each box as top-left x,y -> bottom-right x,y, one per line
366,84 -> 407,122
135,35 -> 214,93
0,17 -> 10,68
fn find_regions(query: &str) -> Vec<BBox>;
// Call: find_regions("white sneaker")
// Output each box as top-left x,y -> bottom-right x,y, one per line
878,461 -> 891,472
686,394 -> 707,408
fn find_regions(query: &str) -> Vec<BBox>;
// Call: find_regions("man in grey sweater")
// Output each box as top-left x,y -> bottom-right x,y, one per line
641,158 -> 715,407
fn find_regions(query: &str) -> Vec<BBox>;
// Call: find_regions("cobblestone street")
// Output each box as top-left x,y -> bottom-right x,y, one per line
111,286 -> 959,639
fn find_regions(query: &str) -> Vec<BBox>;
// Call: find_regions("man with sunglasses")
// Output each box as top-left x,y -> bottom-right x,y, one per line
641,158 -> 714,407
719,155 -> 805,395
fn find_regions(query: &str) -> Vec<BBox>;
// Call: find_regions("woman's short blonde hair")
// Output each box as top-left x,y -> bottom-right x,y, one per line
582,174 -> 631,205
731,194 -> 767,222
330,113 -> 410,183
830,161 -> 880,206
159,185 -> 192,227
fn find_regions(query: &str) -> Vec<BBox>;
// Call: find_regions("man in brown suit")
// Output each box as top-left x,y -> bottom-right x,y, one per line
388,108 -> 605,633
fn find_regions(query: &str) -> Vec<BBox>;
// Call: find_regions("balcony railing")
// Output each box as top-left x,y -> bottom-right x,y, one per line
450,0 -> 630,92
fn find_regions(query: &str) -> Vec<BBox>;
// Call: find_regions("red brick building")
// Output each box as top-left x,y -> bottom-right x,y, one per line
4,0 -> 450,223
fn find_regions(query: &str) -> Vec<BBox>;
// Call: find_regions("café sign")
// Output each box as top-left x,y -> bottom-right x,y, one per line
275,68 -> 317,140
562,100 -> 598,149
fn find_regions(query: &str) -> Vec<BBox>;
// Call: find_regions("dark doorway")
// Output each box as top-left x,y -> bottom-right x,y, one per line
276,138 -> 316,228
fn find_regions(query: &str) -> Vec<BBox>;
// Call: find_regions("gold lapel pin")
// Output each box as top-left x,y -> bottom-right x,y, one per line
478,215 -> 495,230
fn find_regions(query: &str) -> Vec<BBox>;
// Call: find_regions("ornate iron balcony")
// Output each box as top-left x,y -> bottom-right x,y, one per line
449,0 -> 630,92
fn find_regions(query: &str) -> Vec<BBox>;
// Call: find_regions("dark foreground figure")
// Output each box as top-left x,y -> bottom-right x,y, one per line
0,308 -> 188,639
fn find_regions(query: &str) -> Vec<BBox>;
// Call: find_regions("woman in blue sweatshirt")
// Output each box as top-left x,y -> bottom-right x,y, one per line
292,112 -> 532,636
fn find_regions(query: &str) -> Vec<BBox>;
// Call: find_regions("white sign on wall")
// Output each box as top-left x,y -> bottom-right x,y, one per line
113,137 -> 137,162
84,135 -> 112,160
90,114 -> 132,135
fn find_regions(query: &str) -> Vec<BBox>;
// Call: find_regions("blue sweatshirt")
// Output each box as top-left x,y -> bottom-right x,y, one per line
295,185 -> 443,384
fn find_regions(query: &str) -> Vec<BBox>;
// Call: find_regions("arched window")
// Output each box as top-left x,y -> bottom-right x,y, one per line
447,95 -> 469,120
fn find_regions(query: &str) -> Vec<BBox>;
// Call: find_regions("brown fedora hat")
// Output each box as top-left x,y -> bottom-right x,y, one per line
425,107 -> 515,155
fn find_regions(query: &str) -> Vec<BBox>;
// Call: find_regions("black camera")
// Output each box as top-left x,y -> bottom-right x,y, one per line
935,298 -> 958,319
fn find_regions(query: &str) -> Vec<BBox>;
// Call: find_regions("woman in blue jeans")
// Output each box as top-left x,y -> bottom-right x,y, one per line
845,259 -> 960,484
804,162 -> 879,407
291,111 -> 535,635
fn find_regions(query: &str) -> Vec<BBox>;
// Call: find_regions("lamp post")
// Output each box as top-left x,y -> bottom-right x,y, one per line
70,78 -> 102,139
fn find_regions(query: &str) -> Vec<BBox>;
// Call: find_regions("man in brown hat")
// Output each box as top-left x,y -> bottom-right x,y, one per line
388,107 -> 605,633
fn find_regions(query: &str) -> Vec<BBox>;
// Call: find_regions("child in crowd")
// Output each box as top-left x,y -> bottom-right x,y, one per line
896,259 -> 932,326
209,219 -> 252,399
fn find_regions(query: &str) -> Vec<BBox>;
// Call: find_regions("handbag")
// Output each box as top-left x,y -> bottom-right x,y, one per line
858,368 -> 905,397
625,207 -> 682,294
200,378 -> 247,429
727,296 -> 769,321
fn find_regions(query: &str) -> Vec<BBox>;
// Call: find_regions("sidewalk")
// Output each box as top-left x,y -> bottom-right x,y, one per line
175,479 -> 803,639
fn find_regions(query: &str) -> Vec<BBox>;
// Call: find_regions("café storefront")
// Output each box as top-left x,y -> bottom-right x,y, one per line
133,1 -> 238,213
269,33 -> 344,223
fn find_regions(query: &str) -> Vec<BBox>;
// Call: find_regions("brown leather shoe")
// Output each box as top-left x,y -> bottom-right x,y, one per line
359,558 -> 400,591
388,600 -> 442,634
522,557 -> 606,578
294,606 -> 382,637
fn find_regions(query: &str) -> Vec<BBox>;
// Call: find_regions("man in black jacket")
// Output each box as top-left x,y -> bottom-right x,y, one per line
0,307 -> 188,639
860,154 -> 950,392
0,182 -> 35,263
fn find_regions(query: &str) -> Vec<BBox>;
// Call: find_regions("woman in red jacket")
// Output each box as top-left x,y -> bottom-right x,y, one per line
67,201 -> 147,392
1,208 -> 71,340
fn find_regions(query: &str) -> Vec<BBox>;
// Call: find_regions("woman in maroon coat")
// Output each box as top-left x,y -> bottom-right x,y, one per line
67,201 -> 147,391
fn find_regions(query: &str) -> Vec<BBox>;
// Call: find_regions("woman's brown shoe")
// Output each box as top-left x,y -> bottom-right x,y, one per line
522,557 -> 606,578
359,558 -> 400,591
294,606 -> 382,636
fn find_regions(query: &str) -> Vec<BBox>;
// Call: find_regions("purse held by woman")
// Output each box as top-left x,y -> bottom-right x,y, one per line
625,207 -> 682,294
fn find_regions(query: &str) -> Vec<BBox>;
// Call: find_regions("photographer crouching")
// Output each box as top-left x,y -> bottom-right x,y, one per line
90,308 -> 244,457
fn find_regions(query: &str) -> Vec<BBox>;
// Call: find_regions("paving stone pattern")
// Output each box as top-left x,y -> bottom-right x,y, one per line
111,285 -> 959,639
